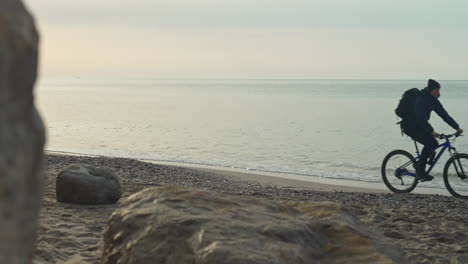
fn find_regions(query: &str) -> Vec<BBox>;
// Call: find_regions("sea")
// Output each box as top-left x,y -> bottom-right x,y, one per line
35,78 -> 468,191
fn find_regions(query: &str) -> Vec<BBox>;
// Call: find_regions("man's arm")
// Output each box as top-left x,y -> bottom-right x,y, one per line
434,101 -> 460,130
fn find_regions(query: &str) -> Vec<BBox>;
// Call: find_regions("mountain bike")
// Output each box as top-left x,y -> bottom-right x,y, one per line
381,133 -> 468,199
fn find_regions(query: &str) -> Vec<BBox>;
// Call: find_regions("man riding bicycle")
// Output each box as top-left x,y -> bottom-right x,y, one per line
401,79 -> 464,181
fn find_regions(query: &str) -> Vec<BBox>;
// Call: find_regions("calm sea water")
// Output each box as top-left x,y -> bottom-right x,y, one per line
36,78 -> 468,189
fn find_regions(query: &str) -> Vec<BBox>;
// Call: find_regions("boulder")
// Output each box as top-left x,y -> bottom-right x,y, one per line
56,164 -> 122,204
0,0 -> 46,263
101,186 -> 407,264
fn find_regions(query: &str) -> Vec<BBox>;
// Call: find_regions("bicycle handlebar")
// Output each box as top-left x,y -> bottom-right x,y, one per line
439,133 -> 463,139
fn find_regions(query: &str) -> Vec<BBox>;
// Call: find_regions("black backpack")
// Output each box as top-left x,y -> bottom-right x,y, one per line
395,88 -> 420,121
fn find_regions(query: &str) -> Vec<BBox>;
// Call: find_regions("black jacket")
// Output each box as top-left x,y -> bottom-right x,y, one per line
414,88 -> 459,134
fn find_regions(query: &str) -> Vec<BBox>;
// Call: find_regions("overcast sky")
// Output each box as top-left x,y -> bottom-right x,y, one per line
24,0 -> 468,79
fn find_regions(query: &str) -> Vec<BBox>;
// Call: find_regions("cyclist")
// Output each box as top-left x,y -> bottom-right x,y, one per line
401,79 -> 463,181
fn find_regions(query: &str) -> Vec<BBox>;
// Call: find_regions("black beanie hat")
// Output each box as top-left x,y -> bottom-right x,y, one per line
427,79 -> 440,90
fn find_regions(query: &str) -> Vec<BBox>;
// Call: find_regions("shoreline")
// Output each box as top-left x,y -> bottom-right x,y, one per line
46,150 -> 453,196
149,160 -> 456,196
152,160 -> 386,194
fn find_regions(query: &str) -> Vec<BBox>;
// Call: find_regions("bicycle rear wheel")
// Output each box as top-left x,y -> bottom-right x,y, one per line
443,153 -> 468,199
381,150 -> 418,193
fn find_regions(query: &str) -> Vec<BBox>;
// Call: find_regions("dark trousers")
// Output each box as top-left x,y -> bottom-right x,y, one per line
402,125 -> 438,174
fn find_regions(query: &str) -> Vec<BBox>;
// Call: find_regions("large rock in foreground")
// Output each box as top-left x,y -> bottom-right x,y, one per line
56,164 -> 122,204
101,186 -> 406,264
0,0 -> 45,263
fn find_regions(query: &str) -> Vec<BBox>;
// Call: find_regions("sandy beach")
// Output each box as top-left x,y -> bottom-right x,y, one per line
34,154 -> 468,264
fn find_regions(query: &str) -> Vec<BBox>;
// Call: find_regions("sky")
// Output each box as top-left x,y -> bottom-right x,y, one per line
23,0 -> 468,79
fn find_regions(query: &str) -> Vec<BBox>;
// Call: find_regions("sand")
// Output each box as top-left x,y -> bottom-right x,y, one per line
33,154 -> 468,264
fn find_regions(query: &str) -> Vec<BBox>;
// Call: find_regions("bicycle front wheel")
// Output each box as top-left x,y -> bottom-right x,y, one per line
381,150 -> 418,193
443,153 -> 468,199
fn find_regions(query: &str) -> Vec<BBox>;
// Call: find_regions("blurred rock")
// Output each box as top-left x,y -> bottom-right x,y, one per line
0,0 -> 45,263
56,164 -> 121,204
101,186 -> 406,264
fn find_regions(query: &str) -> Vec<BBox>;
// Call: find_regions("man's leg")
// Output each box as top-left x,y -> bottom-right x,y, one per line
412,133 -> 438,179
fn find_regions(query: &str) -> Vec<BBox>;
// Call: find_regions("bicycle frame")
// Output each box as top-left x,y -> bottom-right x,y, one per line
400,136 -> 458,178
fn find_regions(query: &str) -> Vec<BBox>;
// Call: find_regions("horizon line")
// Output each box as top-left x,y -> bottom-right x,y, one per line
37,76 -> 468,82
132,78 -> 468,81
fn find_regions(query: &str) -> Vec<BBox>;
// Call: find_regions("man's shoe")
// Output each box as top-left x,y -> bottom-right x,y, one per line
416,167 -> 434,182
417,174 -> 434,182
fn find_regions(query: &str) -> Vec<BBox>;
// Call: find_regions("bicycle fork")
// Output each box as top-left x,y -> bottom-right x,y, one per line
450,149 -> 467,180
454,158 -> 467,180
